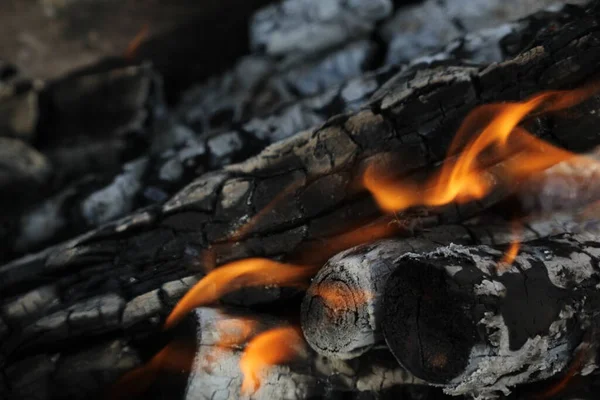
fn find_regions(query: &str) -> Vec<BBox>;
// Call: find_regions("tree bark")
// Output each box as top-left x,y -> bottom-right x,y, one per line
382,232 -> 600,397
4,3 -> 600,398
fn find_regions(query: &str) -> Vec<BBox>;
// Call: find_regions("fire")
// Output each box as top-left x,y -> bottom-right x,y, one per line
498,221 -> 522,268
293,217 -> 402,265
214,317 -> 259,348
500,241 -> 520,267
310,282 -> 373,314
239,326 -> 304,394
164,258 -> 318,329
364,86 -> 600,265
536,342 -> 591,399
201,316 -> 259,373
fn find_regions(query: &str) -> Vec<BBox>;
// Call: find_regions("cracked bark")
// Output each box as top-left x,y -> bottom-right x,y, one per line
382,232 -> 600,397
300,213 -> 596,361
2,0 -> 581,261
4,3 -> 600,399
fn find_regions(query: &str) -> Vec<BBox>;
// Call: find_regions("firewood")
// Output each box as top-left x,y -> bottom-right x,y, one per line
300,213 -> 596,361
382,232 -> 600,397
4,3 -> 600,398
4,0 -> 579,261
183,308 -> 423,399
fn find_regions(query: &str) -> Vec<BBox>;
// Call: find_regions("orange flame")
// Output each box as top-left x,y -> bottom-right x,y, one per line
363,89 -> 595,213
310,282 -> 373,314
536,342 -> 591,399
498,221 -> 522,269
164,259 -> 318,329
500,241 -> 520,267
239,326 -> 304,394
293,216 -> 418,266
201,316 -> 259,373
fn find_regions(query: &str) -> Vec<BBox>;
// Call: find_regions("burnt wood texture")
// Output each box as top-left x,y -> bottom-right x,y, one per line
382,232 -> 600,397
2,1 -> 600,399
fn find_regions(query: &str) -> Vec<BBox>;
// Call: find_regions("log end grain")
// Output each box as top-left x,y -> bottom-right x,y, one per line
382,257 -> 479,384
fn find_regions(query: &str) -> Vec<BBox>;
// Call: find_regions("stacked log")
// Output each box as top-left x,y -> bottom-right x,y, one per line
3,0 -> 600,399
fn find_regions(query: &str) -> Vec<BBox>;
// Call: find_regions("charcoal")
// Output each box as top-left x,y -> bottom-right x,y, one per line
3,1 -> 600,398
250,0 -> 392,57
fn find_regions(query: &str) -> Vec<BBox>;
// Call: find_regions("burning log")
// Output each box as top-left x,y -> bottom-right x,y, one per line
3,0 -> 581,262
303,229 -> 600,397
382,232 -> 600,397
111,307 -> 425,400
5,2 -> 600,398
300,213 -> 599,361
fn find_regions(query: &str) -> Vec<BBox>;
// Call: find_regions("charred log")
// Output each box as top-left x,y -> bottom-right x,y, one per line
4,3 -> 600,398
2,0 -> 583,261
382,232 -> 600,397
299,211 -> 600,361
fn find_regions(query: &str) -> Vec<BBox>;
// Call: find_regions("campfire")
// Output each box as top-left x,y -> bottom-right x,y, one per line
2,1 -> 600,400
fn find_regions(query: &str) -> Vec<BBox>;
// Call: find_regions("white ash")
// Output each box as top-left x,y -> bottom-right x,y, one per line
445,307 -> 575,398
474,280 -> 507,298
518,241 -> 596,289
81,157 -> 148,226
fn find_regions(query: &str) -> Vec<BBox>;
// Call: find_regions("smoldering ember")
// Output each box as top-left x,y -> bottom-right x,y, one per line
7,0 -> 600,399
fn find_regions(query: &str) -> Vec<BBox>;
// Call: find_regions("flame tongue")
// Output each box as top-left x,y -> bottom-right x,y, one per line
240,326 -> 305,395
164,259 -> 317,329
364,86 -> 600,264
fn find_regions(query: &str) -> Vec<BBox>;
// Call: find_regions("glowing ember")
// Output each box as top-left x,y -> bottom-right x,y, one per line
214,317 -> 259,348
164,259 -> 317,329
239,326 -> 305,394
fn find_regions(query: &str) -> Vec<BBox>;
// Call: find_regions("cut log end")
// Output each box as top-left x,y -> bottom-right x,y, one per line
382,258 -> 478,384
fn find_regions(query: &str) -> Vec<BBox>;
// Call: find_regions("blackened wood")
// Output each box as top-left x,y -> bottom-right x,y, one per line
0,64 -> 163,260
300,213 -> 594,361
5,0 -> 578,260
383,232 -> 600,397
4,4 -> 600,398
